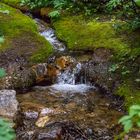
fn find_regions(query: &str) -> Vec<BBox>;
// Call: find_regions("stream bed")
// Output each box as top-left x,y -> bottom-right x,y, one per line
14,18 -> 123,140
16,83 -> 122,140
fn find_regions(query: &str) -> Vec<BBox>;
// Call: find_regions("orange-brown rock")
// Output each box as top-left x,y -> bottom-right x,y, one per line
31,63 -> 60,83
47,64 -> 60,80
55,56 -> 74,70
30,56 -> 75,84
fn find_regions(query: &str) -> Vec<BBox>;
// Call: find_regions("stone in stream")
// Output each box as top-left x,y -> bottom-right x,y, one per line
0,90 -> 18,118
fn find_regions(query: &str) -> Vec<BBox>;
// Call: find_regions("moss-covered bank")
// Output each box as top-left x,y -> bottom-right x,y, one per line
53,16 -> 128,54
0,2 -> 53,63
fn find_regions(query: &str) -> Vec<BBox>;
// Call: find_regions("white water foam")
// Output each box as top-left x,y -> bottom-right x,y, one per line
34,84 -> 94,94
50,84 -> 94,94
57,63 -> 82,85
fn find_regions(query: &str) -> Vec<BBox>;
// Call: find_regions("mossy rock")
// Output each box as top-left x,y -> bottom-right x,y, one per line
0,2 -> 53,63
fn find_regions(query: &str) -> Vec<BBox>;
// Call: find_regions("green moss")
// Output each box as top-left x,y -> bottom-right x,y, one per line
1,0 -> 20,5
0,2 -> 53,62
1,0 -> 21,9
116,83 -> 140,109
53,16 -> 129,55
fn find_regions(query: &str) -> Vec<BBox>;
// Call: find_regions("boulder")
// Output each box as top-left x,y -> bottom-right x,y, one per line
0,90 -> 18,118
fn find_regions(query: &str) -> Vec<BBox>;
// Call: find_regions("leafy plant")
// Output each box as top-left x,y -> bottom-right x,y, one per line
0,36 -> 4,44
20,0 -> 71,19
0,68 -> 6,78
0,118 -> 16,140
109,64 -> 119,72
48,10 -> 60,19
107,0 -> 140,29
119,105 -> 140,133
107,0 -> 122,11
135,0 -> 140,7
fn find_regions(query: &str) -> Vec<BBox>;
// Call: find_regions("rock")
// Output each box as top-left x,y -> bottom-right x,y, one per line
55,56 -> 75,70
78,48 -> 119,93
35,116 -> 50,128
0,90 -> 18,118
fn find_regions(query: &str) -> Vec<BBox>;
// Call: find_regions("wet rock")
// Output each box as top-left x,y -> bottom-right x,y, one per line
78,48 -> 119,93
0,90 -> 18,118
35,116 -> 50,128
55,56 -> 75,70
0,68 -> 36,90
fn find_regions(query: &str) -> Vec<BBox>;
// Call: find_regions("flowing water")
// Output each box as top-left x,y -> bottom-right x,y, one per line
16,19 -> 123,140
35,18 -> 65,51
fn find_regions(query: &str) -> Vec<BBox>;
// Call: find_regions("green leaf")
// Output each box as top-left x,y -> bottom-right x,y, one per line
0,118 -> 15,140
130,105 -> 140,110
124,120 -> 133,133
0,68 -> 6,78
48,10 -> 60,19
137,120 -> 140,127
0,36 -> 4,44
135,0 -> 140,7
109,64 -> 119,72
129,105 -> 140,116
119,115 -> 132,124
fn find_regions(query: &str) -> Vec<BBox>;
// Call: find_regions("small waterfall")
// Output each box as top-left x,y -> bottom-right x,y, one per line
56,63 -> 82,85
35,19 -> 91,89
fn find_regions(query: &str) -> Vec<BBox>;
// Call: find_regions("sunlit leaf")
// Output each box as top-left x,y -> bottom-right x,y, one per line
119,115 -> 131,124
135,0 -> 140,7
129,105 -> 140,116
137,120 -> 140,127
0,68 -> 6,78
0,36 -> 4,44
124,120 -> 133,133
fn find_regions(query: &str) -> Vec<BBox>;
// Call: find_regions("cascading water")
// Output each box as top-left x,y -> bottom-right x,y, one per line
35,18 -> 93,93
56,63 -> 82,85
41,28 -> 66,51
35,18 -> 65,51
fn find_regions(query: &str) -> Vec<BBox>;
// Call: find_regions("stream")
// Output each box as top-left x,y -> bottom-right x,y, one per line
15,18 -> 123,140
